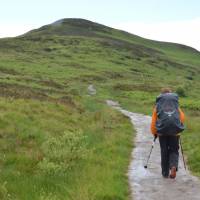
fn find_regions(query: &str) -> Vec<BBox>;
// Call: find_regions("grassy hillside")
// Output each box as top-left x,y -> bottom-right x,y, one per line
0,18 -> 200,199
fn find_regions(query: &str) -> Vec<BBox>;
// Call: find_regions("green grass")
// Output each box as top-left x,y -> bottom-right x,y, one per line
181,111 -> 200,177
0,97 -> 133,200
0,18 -> 199,199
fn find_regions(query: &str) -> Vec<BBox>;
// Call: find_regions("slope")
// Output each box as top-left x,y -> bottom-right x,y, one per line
0,18 -> 199,200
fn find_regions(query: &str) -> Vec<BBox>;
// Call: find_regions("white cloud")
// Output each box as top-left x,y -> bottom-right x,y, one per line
112,18 -> 200,51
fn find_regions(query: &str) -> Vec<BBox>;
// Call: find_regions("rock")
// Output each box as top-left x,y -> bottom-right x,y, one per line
88,84 -> 96,95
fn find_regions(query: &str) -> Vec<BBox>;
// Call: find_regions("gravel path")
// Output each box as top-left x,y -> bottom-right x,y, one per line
107,100 -> 200,200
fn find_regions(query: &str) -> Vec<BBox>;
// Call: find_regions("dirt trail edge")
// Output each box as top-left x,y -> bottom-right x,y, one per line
106,100 -> 200,200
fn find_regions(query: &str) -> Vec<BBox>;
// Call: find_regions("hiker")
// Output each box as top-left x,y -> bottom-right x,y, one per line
151,88 -> 185,178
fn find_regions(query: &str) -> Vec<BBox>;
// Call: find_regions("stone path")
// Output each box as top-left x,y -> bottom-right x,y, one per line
107,100 -> 200,200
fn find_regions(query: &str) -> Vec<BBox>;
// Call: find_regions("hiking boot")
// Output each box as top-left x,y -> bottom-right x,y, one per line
162,171 -> 169,178
162,174 -> 169,178
170,167 -> 176,179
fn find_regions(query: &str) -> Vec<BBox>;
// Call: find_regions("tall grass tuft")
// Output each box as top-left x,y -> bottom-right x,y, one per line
38,130 -> 88,175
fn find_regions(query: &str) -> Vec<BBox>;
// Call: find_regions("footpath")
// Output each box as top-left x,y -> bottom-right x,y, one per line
107,100 -> 200,200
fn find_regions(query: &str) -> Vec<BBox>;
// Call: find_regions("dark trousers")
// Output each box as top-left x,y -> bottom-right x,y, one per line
159,135 -> 180,176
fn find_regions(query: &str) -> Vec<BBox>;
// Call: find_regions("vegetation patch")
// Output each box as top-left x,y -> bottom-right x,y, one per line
0,18 -> 199,199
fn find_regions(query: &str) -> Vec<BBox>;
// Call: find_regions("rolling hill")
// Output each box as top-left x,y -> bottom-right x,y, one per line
0,18 -> 199,200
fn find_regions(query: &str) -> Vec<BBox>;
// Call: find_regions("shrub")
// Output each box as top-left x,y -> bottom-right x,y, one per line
180,99 -> 200,111
176,87 -> 186,97
39,191 -> 59,200
38,130 -> 88,175
186,75 -> 193,80
0,182 -> 10,200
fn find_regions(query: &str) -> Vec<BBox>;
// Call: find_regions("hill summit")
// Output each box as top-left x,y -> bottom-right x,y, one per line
26,18 -> 113,37
0,18 -> 200,199
23,18 -> 199,53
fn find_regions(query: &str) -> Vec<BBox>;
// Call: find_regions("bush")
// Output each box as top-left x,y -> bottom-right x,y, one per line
38,130 -> 88,175
176,87 -> 186,97
180,99 -> 200,111
0,182 -> 10,200
39,191 -> 59,200
186,75 -> 193,80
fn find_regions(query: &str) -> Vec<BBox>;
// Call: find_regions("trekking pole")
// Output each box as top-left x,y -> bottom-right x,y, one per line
144,136 -> 157,169
180,137 -> 187,170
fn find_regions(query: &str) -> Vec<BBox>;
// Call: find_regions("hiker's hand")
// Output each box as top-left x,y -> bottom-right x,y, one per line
154,135 -> 157,140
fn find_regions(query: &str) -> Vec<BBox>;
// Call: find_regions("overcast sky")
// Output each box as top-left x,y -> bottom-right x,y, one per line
0,0 -> 200,51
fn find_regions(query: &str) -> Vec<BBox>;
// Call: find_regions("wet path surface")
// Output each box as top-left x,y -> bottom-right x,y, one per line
107,100 -> 200,200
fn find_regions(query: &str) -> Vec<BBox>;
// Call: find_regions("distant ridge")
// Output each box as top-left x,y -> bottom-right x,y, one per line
22,18 -> 199,54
